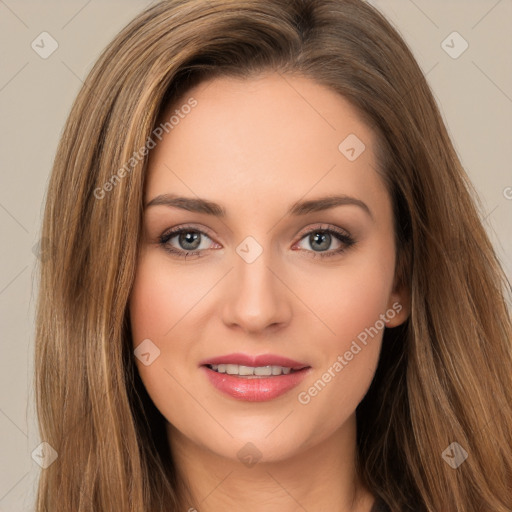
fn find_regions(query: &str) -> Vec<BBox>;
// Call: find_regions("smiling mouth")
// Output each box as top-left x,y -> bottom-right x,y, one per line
205,363 -> 307,378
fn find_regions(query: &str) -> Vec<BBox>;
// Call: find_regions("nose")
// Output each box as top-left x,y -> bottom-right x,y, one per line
221,245 -> 293,335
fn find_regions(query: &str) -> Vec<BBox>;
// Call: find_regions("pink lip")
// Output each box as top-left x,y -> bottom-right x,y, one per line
199,353 -> 311,402
199,353 -> 308,370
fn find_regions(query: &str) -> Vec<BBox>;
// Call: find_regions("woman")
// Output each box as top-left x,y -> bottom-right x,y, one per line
34,0 -> 512,511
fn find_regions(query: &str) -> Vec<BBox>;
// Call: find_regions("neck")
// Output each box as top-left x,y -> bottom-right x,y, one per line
166,413 -> 376,512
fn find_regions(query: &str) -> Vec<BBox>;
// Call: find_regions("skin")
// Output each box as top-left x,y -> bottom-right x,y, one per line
129,73 -> 410,512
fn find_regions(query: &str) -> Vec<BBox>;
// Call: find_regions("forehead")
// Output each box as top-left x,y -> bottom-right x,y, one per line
145,73 -> 385,214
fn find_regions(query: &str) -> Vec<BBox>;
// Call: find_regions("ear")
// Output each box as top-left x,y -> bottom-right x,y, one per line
385,276 -> 411,328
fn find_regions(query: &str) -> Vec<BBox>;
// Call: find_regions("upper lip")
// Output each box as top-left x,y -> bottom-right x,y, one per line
199,353 -> 309,370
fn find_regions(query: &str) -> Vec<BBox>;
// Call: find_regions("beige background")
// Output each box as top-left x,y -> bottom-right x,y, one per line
0,0 -> 511,510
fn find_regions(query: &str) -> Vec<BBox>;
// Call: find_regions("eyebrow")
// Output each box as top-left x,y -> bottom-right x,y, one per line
145,193 -> 373,219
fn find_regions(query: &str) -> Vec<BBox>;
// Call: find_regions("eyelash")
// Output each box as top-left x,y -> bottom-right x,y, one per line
158,224 -> 356,260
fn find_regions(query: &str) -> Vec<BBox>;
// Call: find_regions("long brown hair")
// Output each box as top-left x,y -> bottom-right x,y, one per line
34,0 -> 512,510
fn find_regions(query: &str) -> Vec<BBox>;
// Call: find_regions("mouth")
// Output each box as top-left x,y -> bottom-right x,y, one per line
199,354 -> 312,401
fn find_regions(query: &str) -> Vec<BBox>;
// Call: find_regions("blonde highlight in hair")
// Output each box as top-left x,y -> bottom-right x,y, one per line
34,1 -> 512,510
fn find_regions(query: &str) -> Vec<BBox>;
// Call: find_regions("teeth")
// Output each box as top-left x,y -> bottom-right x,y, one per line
208,364 -> 295,377
239,365 -> 254,376
226,364 -> 238,375
254,366 -> 272,376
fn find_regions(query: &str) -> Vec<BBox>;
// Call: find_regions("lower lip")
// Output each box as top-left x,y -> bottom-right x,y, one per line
201,366 -> 311,402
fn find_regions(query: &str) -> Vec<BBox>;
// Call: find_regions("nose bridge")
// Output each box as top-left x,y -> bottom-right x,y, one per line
222,235 -> 291,333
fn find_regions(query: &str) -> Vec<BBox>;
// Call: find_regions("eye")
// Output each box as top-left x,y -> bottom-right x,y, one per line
157,223 -> 356,260
293,224 -> 356,258
158,225 -> 218,259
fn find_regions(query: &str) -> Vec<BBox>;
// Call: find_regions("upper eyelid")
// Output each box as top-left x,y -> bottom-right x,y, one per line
161,223 -> 213,236
295,223 -> 351,238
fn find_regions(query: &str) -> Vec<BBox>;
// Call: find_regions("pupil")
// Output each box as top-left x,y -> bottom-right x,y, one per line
311,232 -> 330,251
179,231 -> 200,250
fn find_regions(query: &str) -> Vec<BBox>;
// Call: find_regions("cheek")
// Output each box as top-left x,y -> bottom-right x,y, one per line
128,254 -> 201,426
129,252 -> 199,342
304,245 -> 395,352
128,253 -> 183,374
292,242 -> 394,436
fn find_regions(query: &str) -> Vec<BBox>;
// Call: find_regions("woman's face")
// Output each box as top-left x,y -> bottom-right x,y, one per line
129,73 -> 409,463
